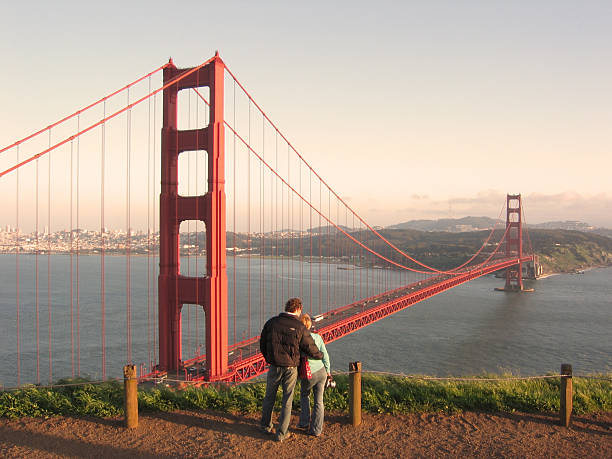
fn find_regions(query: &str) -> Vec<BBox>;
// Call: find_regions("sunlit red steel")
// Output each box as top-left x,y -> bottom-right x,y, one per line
158,54 -> 228,379
503,194 -> 524,291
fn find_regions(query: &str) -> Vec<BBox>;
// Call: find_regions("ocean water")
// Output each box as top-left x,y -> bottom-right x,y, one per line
0,254 -> 610,386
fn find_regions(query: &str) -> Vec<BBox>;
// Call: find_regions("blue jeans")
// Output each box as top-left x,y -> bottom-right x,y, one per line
260,365 -> 298,440
298,367 -> 327,436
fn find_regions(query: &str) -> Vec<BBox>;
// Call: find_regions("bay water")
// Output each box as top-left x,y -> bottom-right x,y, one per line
0,254 -> 610,387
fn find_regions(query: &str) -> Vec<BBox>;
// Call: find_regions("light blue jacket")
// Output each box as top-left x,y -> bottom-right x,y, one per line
308,332 -> 330,374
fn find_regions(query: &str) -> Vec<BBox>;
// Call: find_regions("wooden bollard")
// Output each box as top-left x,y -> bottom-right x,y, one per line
349,361 -> 362,427
124,364 -> 138,429
560,364 -> 572,427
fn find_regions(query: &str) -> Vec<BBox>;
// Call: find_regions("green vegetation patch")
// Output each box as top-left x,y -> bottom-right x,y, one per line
0,378 -> 124,419
1,373 -> 610,419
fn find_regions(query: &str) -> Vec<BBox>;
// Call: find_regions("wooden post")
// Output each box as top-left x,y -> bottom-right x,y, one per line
560,363 -> 572,427
349,361 -> 362,427
124,364 -> 138,429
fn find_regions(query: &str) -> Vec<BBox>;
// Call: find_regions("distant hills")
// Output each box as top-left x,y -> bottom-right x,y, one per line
386,217 -> 612,239
387,216 -> 501,232
232,217 -> 611,239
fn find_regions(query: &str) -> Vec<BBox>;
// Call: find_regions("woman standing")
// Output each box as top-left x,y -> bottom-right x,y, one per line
298,314 -> 331,437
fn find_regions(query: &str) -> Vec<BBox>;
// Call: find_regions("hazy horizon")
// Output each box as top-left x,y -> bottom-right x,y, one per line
1,208 -> 609,235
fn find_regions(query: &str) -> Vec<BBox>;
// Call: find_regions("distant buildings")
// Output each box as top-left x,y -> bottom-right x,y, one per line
0,227 -> 160,255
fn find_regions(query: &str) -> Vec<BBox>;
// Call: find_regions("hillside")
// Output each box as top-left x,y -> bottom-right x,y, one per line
226,228 -> 612,275
527,229 -> 612,274
358,228 -> 612,274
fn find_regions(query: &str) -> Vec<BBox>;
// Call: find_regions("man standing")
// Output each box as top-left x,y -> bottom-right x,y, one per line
259,298 -> 323,442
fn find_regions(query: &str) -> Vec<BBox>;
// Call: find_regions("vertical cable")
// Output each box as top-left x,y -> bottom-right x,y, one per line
126,89 -> 132,364
384,243 -> 387,292
146,76 -> 152,369
48,130 -> 52,384
299,159 -> 303,300
335,198 -> 338,308
318,179 -> 322,315
327,188 -> 330,312
288,144 -> 292,298
232,80 -> 237,346
260,116 -> 264,330
15,145 -> 20,386
367,244 -> 370,299
76,114 -> 81,375
36,153 -> 39,384
101,101 -> 106,380
309,168 -> 312,311
379,230 -> 382,293
352,213 -> 356,301
152,92 -> 158,366
70,139 -> 74,378
275,131 -> 279,314
345,205 -> 349,304
389,244 -> 392,291
247,100 -> 251,340
280,139 -> 284,306
359,221 -> 363,300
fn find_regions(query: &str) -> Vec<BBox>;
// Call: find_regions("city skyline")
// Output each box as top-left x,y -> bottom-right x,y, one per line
1,1 -> 611,228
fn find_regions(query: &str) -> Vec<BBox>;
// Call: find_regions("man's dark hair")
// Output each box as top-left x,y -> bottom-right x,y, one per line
285,297 -> 303,313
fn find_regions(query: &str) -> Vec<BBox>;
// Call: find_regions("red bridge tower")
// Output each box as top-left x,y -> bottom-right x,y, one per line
503,194 -> 524,291
158,55 -> 228,380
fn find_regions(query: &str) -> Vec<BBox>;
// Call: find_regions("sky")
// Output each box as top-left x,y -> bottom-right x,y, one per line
1,1 -> 611,229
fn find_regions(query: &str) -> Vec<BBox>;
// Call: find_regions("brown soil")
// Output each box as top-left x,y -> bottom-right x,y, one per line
0,410 -> 610,458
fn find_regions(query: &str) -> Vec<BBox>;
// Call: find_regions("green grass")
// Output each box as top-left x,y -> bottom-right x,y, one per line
1,373 -> 610,419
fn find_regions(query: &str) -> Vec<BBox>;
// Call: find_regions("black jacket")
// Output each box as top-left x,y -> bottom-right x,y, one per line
259,313 -> 323,367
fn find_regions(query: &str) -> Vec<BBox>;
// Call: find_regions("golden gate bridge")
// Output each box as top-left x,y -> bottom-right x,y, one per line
0,54 -> 535,387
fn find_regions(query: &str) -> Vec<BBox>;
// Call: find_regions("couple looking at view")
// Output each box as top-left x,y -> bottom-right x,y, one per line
259,297 -> 332,442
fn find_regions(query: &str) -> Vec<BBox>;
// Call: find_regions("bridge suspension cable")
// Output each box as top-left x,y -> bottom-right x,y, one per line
448,203 -> 507,273
0,63 -> 169,157
522,205 -> 535,256
221,64 -> 510,276
222,115 -> 513,278
0,57 -> 216,179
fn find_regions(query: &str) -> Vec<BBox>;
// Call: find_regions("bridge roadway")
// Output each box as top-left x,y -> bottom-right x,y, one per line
174,255 -> 533,384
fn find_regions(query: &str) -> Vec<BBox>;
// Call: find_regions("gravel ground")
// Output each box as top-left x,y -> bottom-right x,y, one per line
0,410 -> 610,458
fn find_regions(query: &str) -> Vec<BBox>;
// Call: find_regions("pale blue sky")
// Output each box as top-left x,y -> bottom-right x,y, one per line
1,1 -> 611,227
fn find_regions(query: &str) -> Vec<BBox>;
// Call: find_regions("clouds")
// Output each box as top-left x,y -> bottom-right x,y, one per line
521,192 -> 612,227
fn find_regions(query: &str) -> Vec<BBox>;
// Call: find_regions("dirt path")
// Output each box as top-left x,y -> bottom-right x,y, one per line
1,410 -> 610,458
